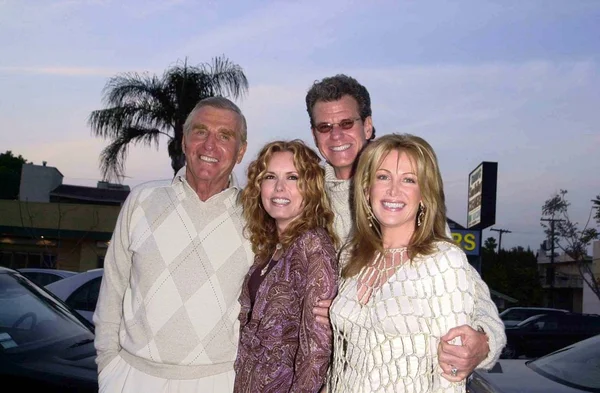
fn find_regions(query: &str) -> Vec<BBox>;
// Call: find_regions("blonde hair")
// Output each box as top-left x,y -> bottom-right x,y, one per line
241,140 -> 339,260
342,133 -> 451,278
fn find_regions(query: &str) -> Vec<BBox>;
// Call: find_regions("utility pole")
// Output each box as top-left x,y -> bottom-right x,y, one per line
541,218 -> 564,308
490,228 -> 512,252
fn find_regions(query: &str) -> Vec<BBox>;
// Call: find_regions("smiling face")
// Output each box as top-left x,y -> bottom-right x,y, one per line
369,149 -> 422,246
260,151 -> 304,235
311,95 -> 373,180
182,105 -> 247,200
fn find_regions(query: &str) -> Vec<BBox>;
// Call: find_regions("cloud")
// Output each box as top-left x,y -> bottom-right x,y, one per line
0,66 -> 121,77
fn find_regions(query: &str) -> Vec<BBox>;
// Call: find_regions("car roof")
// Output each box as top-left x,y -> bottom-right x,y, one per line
44,268 -> 104,298
18,268 -> 77,276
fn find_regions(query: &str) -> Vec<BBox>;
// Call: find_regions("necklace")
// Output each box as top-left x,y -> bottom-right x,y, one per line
260,243 -> 282,276
356,247 -> 408,305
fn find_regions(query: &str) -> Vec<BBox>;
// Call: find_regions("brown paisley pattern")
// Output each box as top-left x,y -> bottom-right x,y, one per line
234,227 -> 338,393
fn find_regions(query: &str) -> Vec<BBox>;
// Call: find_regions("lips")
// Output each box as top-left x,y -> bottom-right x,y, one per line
382,201 -> 406,209
271,198 -> 290,205
330,144 -> 351,152
200,155 -> 218,163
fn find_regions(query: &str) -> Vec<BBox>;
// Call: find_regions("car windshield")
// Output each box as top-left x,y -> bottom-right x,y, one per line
0,272 -> 94,354
528,334 -> 600,391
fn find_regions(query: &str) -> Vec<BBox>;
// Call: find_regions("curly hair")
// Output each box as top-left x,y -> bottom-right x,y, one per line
305,74 -> 376,140
241,140 -> 339,261
342,133 -> 452,278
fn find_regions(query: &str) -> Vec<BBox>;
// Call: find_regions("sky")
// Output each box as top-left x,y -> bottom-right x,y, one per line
1,0 -> 599,253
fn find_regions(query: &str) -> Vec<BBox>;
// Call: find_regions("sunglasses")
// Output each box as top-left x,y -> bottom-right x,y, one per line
314,117 -> 362,134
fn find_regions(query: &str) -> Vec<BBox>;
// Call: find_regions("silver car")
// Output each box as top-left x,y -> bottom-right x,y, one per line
468,334 -> 600,393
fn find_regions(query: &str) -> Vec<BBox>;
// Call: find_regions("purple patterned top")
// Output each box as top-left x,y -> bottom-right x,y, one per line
234,227 -> 338,393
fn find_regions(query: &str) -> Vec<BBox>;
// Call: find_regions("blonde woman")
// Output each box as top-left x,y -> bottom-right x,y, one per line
327,134 -> 504,393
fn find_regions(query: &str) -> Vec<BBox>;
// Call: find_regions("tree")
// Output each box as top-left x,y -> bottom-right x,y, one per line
541,189 -> 600,301
89,56 -> 249,181
483,236 -> 497,253
0,151 -> 27,200
481,245 -> 543,306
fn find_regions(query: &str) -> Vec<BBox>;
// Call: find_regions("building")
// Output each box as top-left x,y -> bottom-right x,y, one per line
582,241 -> 600,314
0,163 -> 129,272
536,245 -> 594,312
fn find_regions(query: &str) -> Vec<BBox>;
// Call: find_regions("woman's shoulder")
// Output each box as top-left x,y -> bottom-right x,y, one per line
296,227 -> 334,246
418,240 -> 469,269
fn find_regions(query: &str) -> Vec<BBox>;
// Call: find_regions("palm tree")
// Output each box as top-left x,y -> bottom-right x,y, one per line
89,56 -> 249,181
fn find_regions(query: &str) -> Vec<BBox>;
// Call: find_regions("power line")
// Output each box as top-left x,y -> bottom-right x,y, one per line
490,228 -> 512,251
540,218 -> 565,308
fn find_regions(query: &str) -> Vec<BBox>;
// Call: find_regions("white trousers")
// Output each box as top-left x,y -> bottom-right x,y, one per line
99,355 -> 235,393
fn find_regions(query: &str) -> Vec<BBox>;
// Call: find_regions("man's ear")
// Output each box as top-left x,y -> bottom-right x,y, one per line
236,142 -> 247,164
363,116 -> 373,140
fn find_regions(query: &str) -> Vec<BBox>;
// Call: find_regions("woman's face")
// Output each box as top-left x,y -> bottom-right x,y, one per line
260,151 -> 304,235
369,149 -> 422,238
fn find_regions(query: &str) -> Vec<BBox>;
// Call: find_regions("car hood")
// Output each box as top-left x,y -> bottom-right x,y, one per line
472,360 -> 584,393
1,338 -> 98,391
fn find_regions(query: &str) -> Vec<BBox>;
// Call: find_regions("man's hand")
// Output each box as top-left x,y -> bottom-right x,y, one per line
312,299 -> 332,326
438,324 -> 489,382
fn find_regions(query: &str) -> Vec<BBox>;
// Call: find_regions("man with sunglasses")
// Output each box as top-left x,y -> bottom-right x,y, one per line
306,74 -> 505,383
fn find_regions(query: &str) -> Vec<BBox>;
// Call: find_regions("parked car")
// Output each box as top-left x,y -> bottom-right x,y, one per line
499,307 -> 569,327
468,333 -> 600,393
0,266 -> 98,392
17,268 -> 77,287
45,268 -> 104,325
501,312 -> 600,359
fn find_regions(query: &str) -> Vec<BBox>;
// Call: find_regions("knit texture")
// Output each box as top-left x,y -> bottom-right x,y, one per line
324,163 -> 354,245
323,165 -> 505,369
328,242 -> 505,393
93,167 -> 254,380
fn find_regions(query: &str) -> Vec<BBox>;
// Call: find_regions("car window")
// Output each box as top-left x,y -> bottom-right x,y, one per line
0,273 -> 93,351
22,272 -> 63,287
529,336 -> 600,390
66,277 -> 102,312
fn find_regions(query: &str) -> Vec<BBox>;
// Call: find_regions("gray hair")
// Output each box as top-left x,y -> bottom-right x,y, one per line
183,96 -> 248,143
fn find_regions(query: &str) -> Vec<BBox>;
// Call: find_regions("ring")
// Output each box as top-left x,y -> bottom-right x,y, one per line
450,367 -> 458,377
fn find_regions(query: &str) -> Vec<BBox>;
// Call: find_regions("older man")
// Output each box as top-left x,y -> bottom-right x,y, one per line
93,97 -> 253,393
306,74 -> 506,382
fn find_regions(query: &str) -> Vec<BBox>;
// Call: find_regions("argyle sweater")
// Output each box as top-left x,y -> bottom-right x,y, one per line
93,167 -> 254,379
323,163 -> 505,369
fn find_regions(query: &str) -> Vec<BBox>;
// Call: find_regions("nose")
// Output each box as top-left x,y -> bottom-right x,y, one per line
203,132 -> 216,150
387,179 -> 400,196
329,124 -> 344,140
275,178 -> 284,192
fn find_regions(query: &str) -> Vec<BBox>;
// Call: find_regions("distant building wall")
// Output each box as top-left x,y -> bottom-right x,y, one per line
583,241 -> 600,314
0,200 -> 120,272
19,163 -> 63,202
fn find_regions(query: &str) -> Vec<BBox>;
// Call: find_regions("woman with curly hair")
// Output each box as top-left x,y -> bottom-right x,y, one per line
234,140 -> 339,393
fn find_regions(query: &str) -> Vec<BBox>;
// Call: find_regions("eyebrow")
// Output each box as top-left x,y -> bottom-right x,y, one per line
376,168 -> 417,176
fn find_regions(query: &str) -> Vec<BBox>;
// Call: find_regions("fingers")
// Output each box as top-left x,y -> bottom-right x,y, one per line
441,368 -> 469,382
315,314 -> 331,326
317,299 -> 333,308
438,340 -> 475,371
440,324 -> 475,341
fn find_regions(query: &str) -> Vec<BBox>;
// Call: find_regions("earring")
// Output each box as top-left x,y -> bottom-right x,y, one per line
417,202 -> 425,227
367,204 -> 376,227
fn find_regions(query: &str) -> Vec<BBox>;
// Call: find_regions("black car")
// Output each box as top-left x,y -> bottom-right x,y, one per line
0,267 -> 98,392
502,312 -> 600,359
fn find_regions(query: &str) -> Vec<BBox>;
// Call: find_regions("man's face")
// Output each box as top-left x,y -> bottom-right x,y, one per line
182,106 -> 247,188
311,95 -> 373,180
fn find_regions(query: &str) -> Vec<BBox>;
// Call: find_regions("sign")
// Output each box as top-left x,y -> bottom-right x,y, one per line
467,162 -> 497,229
451,229 -> 481,256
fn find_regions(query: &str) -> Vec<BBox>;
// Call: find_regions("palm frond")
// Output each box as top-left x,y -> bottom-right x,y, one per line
99,127 -> 163,181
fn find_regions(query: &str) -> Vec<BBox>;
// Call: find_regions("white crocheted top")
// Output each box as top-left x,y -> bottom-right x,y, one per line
328,242 -> 492,393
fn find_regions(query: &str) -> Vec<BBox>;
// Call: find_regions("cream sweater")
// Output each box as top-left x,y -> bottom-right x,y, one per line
323,163 -> 505,369
93,168 -> 254,379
